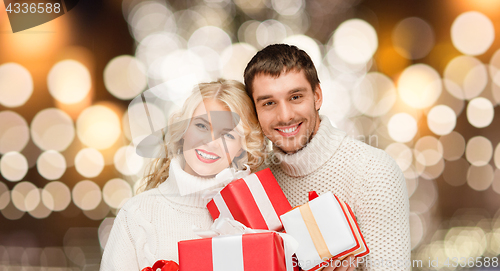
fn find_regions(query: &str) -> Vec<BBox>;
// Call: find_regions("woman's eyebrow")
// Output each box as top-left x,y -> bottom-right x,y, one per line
193,116 -> 210,124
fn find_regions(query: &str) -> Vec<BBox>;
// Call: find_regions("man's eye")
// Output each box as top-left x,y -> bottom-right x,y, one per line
291,95 -> 301,100
263,101 -> 274,106
195,123 -> 208,130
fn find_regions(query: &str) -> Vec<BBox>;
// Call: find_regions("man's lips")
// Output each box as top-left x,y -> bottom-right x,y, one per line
274,122 -> 302,137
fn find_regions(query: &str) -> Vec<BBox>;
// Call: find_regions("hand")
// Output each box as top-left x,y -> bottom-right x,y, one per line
322,255 -> 357,271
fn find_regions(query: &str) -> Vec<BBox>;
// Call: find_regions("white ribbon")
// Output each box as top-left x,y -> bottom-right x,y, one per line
201,165 -> 251,199
193,218 -> 298,271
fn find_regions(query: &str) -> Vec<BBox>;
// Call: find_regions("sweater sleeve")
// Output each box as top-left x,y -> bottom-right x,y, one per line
355,149 -> 411,271
100,208 -> 140,271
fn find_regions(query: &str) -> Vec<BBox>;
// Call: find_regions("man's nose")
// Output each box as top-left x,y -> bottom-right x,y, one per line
276,102 -> 294,123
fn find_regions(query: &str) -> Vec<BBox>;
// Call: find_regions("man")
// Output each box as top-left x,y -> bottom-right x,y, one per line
243,44 -> 411,271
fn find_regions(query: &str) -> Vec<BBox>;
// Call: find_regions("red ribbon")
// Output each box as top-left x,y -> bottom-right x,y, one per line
141,260 -> 179,271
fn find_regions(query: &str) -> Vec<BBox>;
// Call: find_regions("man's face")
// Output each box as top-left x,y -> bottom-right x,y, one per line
252,70 -> 322,154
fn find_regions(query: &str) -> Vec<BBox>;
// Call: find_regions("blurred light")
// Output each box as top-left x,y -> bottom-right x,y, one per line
495,143 -> 500,169
114,145 -> 144,176
0,182 -> 9,210
421,158 -> 445,180
74,148 -> 105,178
493,169 -> 500,195
22,247 -> 42,266
445,227 -> 487,260
47,60 -> 91,104
486,227 -> 500,255
104,55 -> 147,100
392,17 -> 435,59
444,56 -> 488,100
256,20 -> 288,48
190,45 -> 221,74
272,0 -> 303,16
11,181 -> 39,212
406,177 -> 418,197
36,150 -> 67,180
282,35 -> 322,69
352,72 -> 397,117
128,1 -> 175,41
451,11 -> 494,56
466,136 -> 493,166
385,142 -> 413,171
220,43 -> 257,82
1,201 -> 25,220
443,158 -> 469,186
410,212 -> 424,249
188,26 -> 231,56
414,136 -> 443,166
440,131 -> 466,161
489,49 -> 500,87
375,46 -> 410,77
467,164 -> 494,191
128,101 -> 167,147
42,181 -> 71,211
40,247 -> 67,267
135,32 -> 184,68
387,113 -> 418,143
174,9 -> 209,41
319,82 -> 351,124
238,20 -> 261,49
192,5 -> 233,30
0,63 -> 33,107
409,178 -> 437,214
398,64 -> 442,109
233,0 -> 267,17
326,47 -> 371,74
466,97 -> 494,128
0,152 -> 28,182
427,105 -> 456,136
160,49 -> 209,83
0,111 -> 29,154
76,105 -> 121,150
83,199 -> 110,220
63,228 -> 100,266
103,178 -> 132,209
98,218 -> 115,250
72,180 -> 102,211
28,189 -> 52,219
31,108 -> 75,152
333,19 -> 377,65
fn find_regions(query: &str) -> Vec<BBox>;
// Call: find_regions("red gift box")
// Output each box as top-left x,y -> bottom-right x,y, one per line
178,232 -> 288,271
206,168 -> 292,231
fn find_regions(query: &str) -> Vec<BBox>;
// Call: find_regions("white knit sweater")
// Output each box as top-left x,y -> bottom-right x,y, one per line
265,116 -> 411,271
100,158 -> 225,271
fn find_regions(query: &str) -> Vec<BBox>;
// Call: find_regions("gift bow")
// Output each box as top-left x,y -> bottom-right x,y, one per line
141,260 -> 179,271
193,217 -> 299,271
201,165 -> 251,199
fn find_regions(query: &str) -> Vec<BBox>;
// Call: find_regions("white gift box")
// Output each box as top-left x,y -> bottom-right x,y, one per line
280,192 -> 360,271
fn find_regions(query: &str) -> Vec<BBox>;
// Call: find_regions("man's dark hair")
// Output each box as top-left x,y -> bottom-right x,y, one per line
243,44 -> 320,99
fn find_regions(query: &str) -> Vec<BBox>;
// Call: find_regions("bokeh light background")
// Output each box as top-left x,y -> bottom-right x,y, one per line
1,0 -> 500,270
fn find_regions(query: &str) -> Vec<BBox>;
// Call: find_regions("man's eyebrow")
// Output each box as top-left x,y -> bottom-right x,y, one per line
255,95 -> 273,103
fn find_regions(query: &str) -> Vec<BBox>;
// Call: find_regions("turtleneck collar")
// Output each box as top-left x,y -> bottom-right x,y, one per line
158,157 -> 227,208
271,115 -> 347,177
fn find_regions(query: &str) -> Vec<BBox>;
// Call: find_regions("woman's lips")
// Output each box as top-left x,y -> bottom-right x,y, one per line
275,122 -> 302,137
195,149 -> 221,163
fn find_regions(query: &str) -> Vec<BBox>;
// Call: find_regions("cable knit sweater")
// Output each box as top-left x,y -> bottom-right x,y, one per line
265,116 -> 411,271
100,158 -> 225,271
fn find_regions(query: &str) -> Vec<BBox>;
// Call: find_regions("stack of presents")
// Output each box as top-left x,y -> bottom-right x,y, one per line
146,168 -> 369,271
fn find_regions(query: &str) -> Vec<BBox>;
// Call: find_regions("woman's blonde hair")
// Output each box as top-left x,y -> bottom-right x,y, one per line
140,79 -> 265,192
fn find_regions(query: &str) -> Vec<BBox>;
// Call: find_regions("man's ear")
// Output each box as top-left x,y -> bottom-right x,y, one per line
314,84 -> 323,111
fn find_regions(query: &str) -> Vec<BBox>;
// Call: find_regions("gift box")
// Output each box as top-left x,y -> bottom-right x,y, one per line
338,198 -> 370,259
178,232 -> 287,271
280,192 -> 362,271
206,168 -> 292,231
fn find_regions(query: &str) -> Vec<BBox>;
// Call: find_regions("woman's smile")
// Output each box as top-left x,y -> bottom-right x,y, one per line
195,148 -> 221,163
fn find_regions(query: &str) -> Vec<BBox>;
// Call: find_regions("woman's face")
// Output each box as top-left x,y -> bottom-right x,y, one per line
182,99 -> 243,177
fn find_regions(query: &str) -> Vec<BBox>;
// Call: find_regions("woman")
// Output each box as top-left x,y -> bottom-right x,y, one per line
100,79 -> 265,270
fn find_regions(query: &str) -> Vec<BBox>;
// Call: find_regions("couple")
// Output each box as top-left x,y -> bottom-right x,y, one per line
101,44 -> 411,271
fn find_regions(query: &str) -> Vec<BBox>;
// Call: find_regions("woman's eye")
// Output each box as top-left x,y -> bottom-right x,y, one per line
224,133 -> 235,140
195,123 -> 208,130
